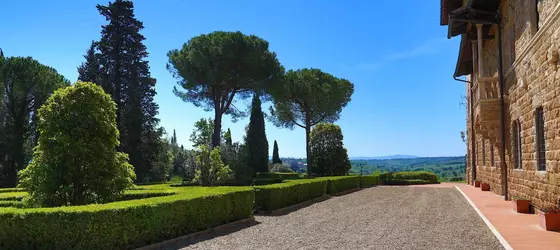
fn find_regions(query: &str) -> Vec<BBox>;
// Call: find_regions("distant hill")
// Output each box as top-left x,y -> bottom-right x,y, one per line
350,155 -> 419,160
349,156 -> 466,181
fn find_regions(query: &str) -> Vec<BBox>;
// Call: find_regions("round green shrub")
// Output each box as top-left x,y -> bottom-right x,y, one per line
309,123 -> 351,176
18,82 -> 135,207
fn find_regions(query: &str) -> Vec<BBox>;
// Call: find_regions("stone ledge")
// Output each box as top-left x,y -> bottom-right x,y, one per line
135,217 -> 257,250
258,195 -> 330,216
330,187 -> 362,197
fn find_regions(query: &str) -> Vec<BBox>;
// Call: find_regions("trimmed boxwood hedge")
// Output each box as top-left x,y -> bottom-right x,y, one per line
0,186 -> 254,250
275,172 -> 300,180
382,179 -> 434,185
380,171 -> 439,185
321,176 -> 360,195
360,175 -> 381,188
254,179 -> 328,211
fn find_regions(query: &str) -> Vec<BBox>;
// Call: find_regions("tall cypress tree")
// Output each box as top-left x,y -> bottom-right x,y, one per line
77,41 -> 101,86
247,94 -> 269,173
272,140 -> 282,164
224,128 -> 232,146
79,0 -> 162,182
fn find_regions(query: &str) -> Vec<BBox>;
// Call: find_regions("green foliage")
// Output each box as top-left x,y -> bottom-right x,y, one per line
272,140 -> 282,164
193,146 -> 232,186
224,128 -> 233,146
221,142 -> 252,185
360,175 -> 381,188
270,163 -> 294,173
254,179 -> 328,211
167,31 -> 284,147
319,176 -> 360,195
0,186 -> 254,249
190,118 -> 216,148
0,56 -> 69,187
247,95 -> 269,174
82,0 -> 163,183
275,172 -> 300,180
269,68 -> 354,176
17,82 -> 135,207
380,171 -> 439,185
310,123 -> 351,176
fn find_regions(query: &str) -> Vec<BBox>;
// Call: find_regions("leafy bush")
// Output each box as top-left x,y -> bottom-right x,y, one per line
193,146 -> 232,186
360,175 -> 381,188
254,179 -> 328,211
0,186 -> 254,250
321,176 -> 360,194
380,171 -> 439,185
309,123 -> 351,176
17,82 -> 135,207
270,163 -> 294,173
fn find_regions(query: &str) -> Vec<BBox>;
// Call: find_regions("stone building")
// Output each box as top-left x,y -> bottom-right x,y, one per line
440,0 -> 560,210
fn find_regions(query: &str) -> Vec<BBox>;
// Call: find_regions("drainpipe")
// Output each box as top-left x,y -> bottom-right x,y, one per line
476,24 -> 484,77
454,75 -> 476,185
497,23 -> 508,201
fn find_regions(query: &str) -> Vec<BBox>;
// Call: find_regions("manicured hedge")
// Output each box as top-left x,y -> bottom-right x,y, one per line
0,186 -> 254,250
382,179 -> 434,185
252,178 -> 283,185
275,172 -> 300,180
360,175 -> 381,188
321,176 -> 360,195
254,179 -> 328,211
380,171 -> 439,185
0,188 -> 25,193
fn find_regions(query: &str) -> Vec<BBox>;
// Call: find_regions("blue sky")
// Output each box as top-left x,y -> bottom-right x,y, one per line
0,0 -> 466,158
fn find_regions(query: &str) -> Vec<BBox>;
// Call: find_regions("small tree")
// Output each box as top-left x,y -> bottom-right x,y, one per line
270,68 -> 354,177
272,140 -> 282,164
247,95 -> 269,174
193,145 -> 232,186
309,123 -> 351,176
190,118 -> 215,148
18,82 -> 135,207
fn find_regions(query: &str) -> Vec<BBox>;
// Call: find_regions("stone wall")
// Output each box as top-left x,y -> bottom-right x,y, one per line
468,1 -> 560,209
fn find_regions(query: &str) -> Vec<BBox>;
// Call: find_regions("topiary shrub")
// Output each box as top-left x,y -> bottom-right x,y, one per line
309,123 -> 351,176
17,82 -> 136,207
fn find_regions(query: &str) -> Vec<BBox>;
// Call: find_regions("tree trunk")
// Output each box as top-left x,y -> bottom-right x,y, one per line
212,108 -> 222,148
306,124 -> 312,178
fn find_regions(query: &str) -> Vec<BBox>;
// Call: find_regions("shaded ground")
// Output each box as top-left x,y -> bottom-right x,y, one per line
165,186 -> 504,250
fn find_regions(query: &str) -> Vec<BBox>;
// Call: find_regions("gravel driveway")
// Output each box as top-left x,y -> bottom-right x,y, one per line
167,186 -> 503,250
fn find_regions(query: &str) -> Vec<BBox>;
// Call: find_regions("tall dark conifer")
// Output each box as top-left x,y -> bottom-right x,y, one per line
272,140 -> 282,164
246,94 -> 269,173
77,41 -> 102,86
78,0 -> 161,182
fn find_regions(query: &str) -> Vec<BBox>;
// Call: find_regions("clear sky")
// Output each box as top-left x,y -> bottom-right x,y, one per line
0,0 -> 466,158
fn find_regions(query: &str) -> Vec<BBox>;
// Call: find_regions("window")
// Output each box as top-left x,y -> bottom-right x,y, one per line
490,144 -> 494,167
535,0 -> 540,31
528,0 -> 541,35
535,107 -> 546,171
513,120 -> 522,169
482,140 -> 486,166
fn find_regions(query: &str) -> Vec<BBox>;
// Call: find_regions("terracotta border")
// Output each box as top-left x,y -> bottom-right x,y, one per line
454,186 -> 513,250
135,217 -> 256,250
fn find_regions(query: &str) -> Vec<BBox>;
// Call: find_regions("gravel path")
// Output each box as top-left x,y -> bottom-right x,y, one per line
170,186 -> 504,250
